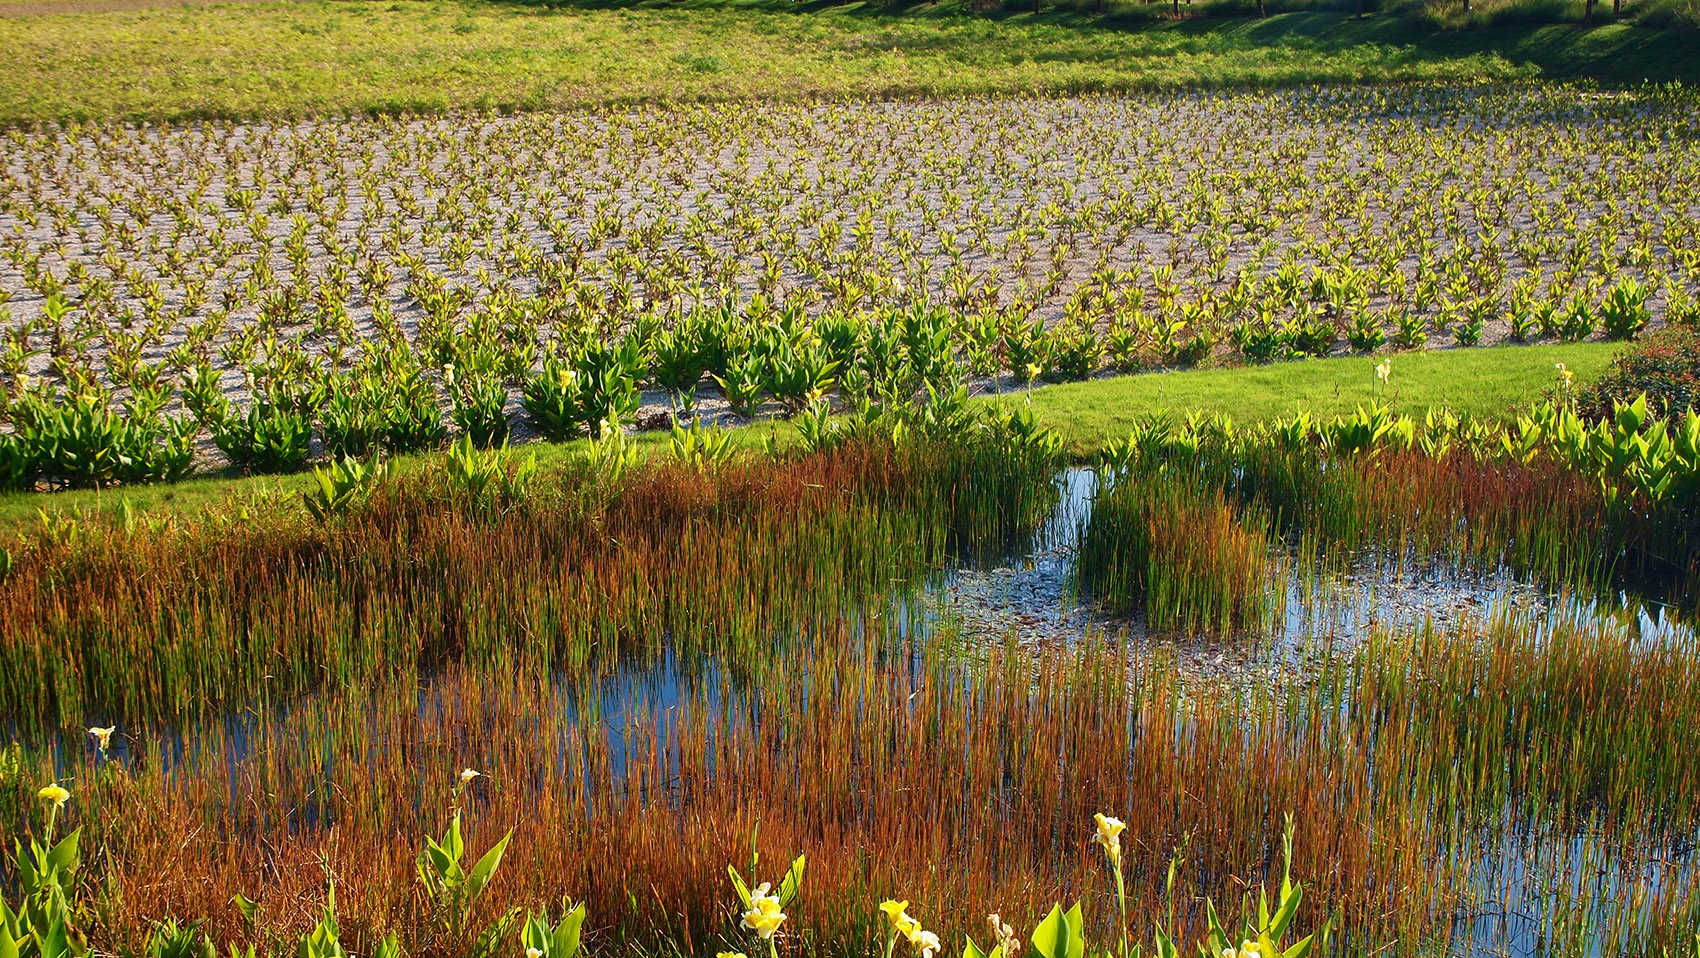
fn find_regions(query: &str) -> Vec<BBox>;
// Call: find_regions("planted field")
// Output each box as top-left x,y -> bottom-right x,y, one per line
2,84 -> 1699,490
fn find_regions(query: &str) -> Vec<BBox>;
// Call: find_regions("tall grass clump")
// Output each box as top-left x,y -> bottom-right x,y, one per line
1094,397 -> 1700,607
8,610 -> 1700,958
1078,472 -> 1274,633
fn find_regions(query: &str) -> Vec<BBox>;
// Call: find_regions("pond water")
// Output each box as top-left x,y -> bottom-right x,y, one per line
63,468 -> 1700,958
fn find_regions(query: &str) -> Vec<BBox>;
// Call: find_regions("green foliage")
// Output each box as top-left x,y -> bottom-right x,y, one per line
522,357 -> 584,443
765,341 -> 838,416
142,920 -> 217,958
521,902 -> 586,958
448,371 -> 512,449
1599,278 -> 1651,341
417,812 -> 514,940
444,436 -> 536,511
1029,902 -> 1089,958
3,795 -> 85,958
1193,818 -> 1320,958
9,389 -> 196,489
303,456 -> 390,523
669,420 -> 735,471
1318,401 -> 1414,456
715,353 -> 769,420
576,338 -> 646,438
212,402 -> 312,475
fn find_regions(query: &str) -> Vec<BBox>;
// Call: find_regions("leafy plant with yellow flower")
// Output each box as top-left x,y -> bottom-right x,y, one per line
0,783 -> 88,958
727,825 -> 805,958
416,770 -> 515,945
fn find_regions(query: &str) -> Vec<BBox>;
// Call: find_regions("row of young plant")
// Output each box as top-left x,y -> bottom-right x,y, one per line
6,284 -> 1691,492
9,767 -> 1327,958
1079,384 -> 1700,631
4,87 -> 1697,423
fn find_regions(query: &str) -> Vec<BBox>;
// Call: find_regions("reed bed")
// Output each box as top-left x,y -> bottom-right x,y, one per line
1129,439 -> 1684,607
1077,474 -> 1273,633
0,435 -> 1055,733
7,609 -> 1700,958
6,428 -> 1700,958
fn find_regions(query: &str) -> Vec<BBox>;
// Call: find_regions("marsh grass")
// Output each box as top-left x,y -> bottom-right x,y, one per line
1078,473 -> 1275,633
5,430 -> 1700,957
0,436 -> 1055,731
9,611 -> 1700,958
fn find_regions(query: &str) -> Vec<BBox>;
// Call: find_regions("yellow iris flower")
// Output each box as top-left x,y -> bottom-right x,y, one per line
880,900 -> 921,937
741,884 -> 787,940
1093,812 -> 1127,864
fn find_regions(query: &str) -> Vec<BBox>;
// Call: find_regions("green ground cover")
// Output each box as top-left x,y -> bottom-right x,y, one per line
0,1 -> 1695,126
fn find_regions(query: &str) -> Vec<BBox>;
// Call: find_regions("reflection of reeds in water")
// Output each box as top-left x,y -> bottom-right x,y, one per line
10,611 -> 1700,958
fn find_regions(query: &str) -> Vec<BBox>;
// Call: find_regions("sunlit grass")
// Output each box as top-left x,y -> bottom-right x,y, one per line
0,3 -> 1551,125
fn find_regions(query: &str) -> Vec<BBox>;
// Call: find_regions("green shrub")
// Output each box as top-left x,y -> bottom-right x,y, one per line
212,402 -> 313,474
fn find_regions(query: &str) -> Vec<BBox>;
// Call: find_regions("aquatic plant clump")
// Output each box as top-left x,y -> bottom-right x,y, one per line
0,425 -> 1060,731
1087,394 -> 1700,609
1078,473 -> 1274,633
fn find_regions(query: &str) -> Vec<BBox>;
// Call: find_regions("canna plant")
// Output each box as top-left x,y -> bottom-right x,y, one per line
520,901 -> 587,958
417,771 -> 514,942
443,435 -> 536,512
1171,817 -> 1321,958
447,369 -> 512,449
727,826 -> 805,958
303,455 -> 389,523
522,356 -> 583,443
669,420 -> 735,471
715,353 -> 769,420
2,784 -> 87,958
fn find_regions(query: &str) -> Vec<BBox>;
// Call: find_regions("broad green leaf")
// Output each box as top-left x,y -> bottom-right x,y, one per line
554,900 -> 586,958
1154,924 -> 1179,958
1062,901 -> 1086,958
727,865 -> 752,909
231,894 -> 260,931
47,829 -> 81,876
777,854 -> 806,908
521,915 -> 550,956
466,829 -> 513,899
1204,900 -> 1230,957
1269,884 -> 1301,942
444,815 -> 466,863
1030,904 -> 1066,958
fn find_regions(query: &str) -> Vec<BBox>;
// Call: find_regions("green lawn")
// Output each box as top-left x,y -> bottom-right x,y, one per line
0,0 -> 1694,125
1004,341 -> 1617,456
0,342 -> 1617,530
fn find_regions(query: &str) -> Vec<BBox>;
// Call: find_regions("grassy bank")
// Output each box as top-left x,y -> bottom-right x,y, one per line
1,0 -> 1694,125
0,342 -> 1616,529
1014,341 -> 1618,456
